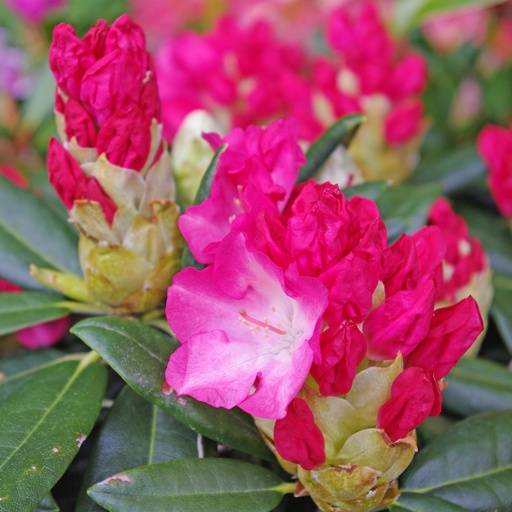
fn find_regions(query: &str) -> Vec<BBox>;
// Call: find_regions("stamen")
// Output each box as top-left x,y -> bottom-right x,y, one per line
240,309 -> 287,335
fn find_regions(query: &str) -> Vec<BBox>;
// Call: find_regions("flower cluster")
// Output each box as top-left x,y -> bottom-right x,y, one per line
165,118 -> 483,511
38,15 -> 183,314
155,1 -> 426,184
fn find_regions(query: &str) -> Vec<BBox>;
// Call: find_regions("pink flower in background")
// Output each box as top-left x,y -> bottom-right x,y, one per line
428,198 -> 487,302
4,0 -> 66,23
0,30 -> 31,99
478,123 -> 512,218
422,7 -> 489,54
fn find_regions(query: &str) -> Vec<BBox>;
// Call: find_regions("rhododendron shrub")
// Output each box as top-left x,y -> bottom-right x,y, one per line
36,14 -> 183,314
165,118 -> 483,511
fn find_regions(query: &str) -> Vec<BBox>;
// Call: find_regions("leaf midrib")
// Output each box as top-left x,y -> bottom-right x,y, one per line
0,360 -> 85,473
405,463 -> 512,494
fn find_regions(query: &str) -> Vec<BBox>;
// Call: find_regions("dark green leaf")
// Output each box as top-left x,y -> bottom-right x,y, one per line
376,183 -> 442,242
0,348 -> 64,377
0,175 -> 80,289
341,181 -> 387,201
71,317 -> 271,460
391,492 -> 469,511
180,144 -> 227,270
0,353 -> 107,510
410,147 -> 486,194
298,114 -> 365,183
401,411 -> 512,511
442,357 -> 512,416
36,494 -> 60,512
0,292 -> 69,336
88,459 -> 285,512
77,386 -> 200,512
491,273 -> 512,354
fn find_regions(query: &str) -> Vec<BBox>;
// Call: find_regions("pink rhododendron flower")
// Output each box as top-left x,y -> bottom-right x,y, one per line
0,30 -> 31,99
377,367 -> 442,442
274,398 -> 325,470
477,123 -> 512,217
179,118 -> 305,264
165,231 -> 328,419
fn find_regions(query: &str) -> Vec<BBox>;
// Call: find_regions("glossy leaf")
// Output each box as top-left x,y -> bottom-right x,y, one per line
298,114 -> 364,183
88,458 -> 285,512
0,175 -> 80,289
455,204 -> 512,277
0,291 -> 69,336
409,147 -> 486,194
391,492 -> 469,511
341,181 -> 387,201
77,386 -> 200,512
0,353 -> 107,510
36,494 -> 60,512
0,348 -> 64,376
180,144 -> 227,270
394,0 -> 506,35
442,357 -> 512,416
71,317 -> 271,460
401,411 -> 512,511
376,183 -> 442,242
491,273 -> 512,354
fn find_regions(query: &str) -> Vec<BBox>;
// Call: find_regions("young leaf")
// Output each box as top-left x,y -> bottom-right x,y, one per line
0,175 -> 80,289
376,183 -> 442,242
390,492 -> 469,511
77,386 -> 200,512
71,317 -> 271,460
297,114 -> 365,183
88,459 -> 286,512
442,357 -> 512,416
0,291 -> 69,336
0,353 -> 107,510
401,411 -> 512,511
180,144 -> 227,270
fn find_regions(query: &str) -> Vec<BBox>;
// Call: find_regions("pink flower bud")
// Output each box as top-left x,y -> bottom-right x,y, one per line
96,106 -> 151,171
406,297 -> 484,379
47,138 -> 116,222
364,278 -> 436,361
64,97 -> 97,147
311,322 -> 367,396
378,367 -> 442,441
274,398 -> 325,471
